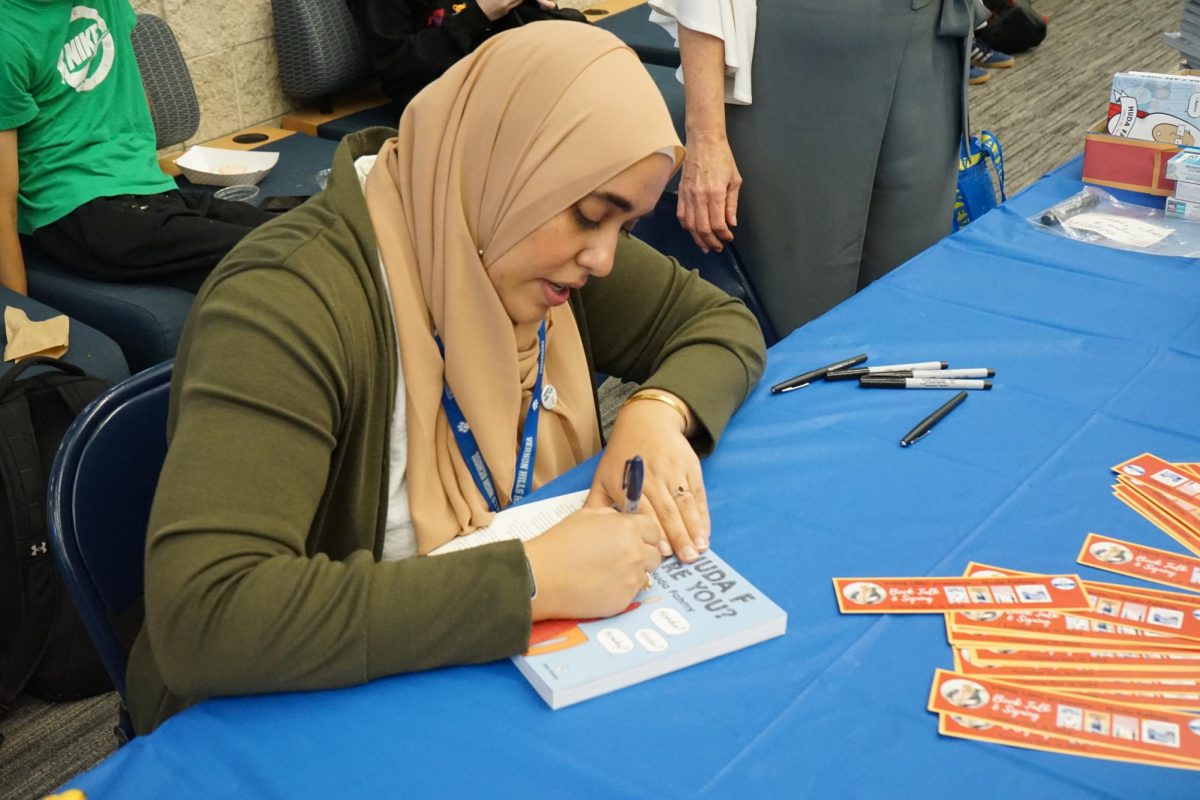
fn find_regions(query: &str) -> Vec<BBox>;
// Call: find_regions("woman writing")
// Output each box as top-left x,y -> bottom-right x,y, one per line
127,21 -> 765,734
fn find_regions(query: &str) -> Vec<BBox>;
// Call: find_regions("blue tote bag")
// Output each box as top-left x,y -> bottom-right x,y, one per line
953,130 -> 1007,231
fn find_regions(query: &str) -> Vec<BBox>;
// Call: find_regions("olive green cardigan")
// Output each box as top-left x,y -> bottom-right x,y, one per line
127,128 -> 765,733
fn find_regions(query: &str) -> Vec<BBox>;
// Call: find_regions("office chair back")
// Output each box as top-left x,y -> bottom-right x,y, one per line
131,14 -> 200,150
273,0 -> 372,101
47,361 -> 174,702
633,191 -> 778,346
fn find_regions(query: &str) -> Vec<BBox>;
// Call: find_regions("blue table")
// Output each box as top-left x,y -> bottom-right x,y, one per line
63,158 -> 1200,797
311,102 -> 403,143
251,132 -> 340,197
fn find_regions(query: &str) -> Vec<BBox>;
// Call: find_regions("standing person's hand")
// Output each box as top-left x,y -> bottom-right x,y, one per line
477,0 -> 525,21
675,23 -> 742,254
677,135 -> 741,254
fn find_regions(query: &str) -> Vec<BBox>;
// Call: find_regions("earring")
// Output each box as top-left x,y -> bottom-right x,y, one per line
478,248 -> 484,257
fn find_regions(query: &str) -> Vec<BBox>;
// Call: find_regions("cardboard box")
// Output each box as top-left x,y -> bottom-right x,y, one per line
1082,118 -> 1178,195
1082,71 -> 1200,196
1166,149 -> 1200,183
1165,196 -> 1200,220
1172,178 -> 1200,203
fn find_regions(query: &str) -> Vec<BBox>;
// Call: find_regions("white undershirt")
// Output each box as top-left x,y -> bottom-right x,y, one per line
354,154 -> 417,561
648,0 -> 757,105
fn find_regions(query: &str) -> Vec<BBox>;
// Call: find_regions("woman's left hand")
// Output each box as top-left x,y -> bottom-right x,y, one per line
585,397 -> 710,563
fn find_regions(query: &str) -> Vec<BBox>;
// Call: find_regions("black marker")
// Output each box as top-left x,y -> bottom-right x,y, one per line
1040,192 -> 1100,226
859,377 -> 991,390
826,361 -> 949,380
770,353 -> 867,394
836,368 -> 994,380
900,391 -> 968,447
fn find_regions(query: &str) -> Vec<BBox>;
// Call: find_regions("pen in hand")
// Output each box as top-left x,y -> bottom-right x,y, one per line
622,455 -> 655,590
622,455 -> 644,513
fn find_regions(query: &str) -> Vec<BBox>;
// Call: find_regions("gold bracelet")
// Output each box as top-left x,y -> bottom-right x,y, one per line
622,388 -> 691,432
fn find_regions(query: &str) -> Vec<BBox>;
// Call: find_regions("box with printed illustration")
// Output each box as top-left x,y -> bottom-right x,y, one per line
1082,71 -> 1200,196
1107,72 -> 1200,145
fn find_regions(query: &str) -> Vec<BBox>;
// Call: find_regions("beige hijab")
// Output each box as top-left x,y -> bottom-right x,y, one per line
364,22 -> 682,554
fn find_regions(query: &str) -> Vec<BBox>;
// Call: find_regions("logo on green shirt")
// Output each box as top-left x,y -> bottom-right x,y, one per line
57,6 -> 115,92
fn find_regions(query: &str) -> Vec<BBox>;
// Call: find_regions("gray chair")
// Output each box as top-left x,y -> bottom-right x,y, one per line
273,0 -> 373,109
131,13 -> 200,150
23,14 -> 198,373
633,192 -> 777,346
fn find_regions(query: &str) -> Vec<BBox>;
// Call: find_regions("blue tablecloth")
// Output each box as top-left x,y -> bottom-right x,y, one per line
64,158 -> 1200,797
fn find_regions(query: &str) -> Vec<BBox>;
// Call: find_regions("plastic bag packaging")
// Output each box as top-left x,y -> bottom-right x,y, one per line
1028,186 -> 1200,257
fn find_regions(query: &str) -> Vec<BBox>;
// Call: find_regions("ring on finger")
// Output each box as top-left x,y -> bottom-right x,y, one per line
673,486 -> 689,498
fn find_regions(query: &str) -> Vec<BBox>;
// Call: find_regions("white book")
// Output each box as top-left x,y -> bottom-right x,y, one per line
432,490 -> 787,709
1173,178 -> 1200,203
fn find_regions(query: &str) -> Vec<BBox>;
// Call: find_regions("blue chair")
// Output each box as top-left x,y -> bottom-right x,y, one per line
47,361 -> 173,741
644,62 -> 685,142
593,7 -> 680,68
0,287 -> 130,384
633,191 -> 778,346
23,244 -> 194,374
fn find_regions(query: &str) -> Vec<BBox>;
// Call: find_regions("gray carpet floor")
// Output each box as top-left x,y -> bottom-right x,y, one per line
970,0 -> 1183,194
0,2 -> 1186,798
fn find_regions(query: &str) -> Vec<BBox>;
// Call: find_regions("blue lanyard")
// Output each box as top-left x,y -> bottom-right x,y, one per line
438,321 -> 546,512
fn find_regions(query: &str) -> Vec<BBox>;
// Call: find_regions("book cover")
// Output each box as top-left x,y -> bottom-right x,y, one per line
1109,72 -> 1200,145
515,550 -> 787,709
430,490 -> 787,709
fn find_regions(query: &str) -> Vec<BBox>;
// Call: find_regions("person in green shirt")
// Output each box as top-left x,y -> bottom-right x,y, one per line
128,22 -> 765,732
0,0 -> 273,295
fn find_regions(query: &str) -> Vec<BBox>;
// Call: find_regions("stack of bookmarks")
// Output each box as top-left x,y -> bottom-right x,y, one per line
835,453 -> 1200,771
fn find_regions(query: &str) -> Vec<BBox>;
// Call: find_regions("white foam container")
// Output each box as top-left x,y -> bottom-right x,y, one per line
174,146 -> 279,187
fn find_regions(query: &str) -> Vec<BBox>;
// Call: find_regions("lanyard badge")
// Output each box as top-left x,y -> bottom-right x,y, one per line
439,322 -> 547,512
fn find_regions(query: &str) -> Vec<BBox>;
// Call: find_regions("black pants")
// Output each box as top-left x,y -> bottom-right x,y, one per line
30,190 -> 276,293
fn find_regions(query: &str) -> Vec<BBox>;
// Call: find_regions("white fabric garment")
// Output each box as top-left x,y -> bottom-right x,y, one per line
354,154 -> 418,562
649,0 -> 756,105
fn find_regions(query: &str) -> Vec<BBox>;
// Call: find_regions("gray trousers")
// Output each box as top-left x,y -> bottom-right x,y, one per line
726,0 -> 964,336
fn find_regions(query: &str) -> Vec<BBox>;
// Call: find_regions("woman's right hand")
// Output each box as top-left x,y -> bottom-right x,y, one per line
677,135 -> 742,254
524,507 -> 662,621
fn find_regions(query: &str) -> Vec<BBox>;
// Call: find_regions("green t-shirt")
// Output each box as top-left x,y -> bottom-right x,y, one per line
0,0 -> 176,234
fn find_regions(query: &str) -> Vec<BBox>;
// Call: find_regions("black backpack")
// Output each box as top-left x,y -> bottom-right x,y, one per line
980,0 -> 1048,54
0,357 -> 112,734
